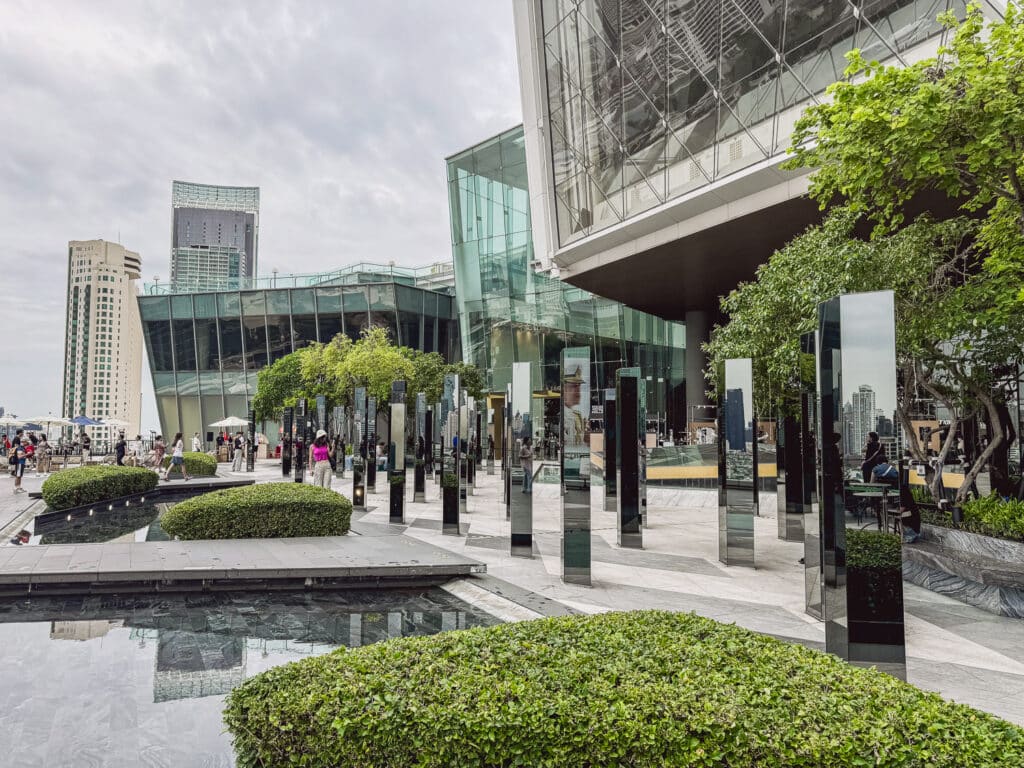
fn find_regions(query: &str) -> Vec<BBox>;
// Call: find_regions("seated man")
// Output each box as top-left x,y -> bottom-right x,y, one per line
871,461 -> 899,488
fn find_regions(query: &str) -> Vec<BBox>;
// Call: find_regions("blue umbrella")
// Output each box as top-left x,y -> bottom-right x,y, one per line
70,416 -> 102,426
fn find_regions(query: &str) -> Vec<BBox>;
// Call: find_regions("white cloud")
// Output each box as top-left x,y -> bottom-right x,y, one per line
0,0 -> 522,428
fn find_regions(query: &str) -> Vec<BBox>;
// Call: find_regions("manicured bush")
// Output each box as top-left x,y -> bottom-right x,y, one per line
41,465 -> 159,512
441,472 -> 458,489
223,611 -> 1024,768
846,528 -> 903,569
161,482 -> 351,540
161,451 -> 218,476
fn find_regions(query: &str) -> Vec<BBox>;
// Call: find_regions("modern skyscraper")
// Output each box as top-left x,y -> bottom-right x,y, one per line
170,180 -> 259,292
850,384 -> 877,458
62,240 -> 144,435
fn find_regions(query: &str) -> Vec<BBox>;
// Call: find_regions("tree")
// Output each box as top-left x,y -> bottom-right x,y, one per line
781,2 -> 1024,498
337,327 -> 416,408
443,361 -> 486,402
786,2 -> 1024,313
704,208 -> 1016,501
251,351 -> 304,422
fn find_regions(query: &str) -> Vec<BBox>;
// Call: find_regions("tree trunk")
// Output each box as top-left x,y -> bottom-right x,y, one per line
956,390 -> 1005,503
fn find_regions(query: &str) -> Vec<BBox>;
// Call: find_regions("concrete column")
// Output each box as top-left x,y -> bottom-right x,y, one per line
685,310 -> 712,412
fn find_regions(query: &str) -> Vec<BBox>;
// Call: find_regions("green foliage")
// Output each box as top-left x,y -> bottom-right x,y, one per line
338,327 -> 415,407
909,484 -> 936,506
787,3 -> 1024,313
389,474 -> 405,486
961,495 -> 1024,541
251,327 -> 487,420
161,452 -> 217,476
441,472 -> 458,489
846,529 -> 904,569
41,466 -> 158,512
223,610 -> 1024,768
161,483 -> 351,540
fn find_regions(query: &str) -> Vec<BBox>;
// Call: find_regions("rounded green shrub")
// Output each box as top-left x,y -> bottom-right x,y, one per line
161,482 -> 351,540
224,611 -> 1024,768
41,466 -> 159,512
161,451 -> 218,476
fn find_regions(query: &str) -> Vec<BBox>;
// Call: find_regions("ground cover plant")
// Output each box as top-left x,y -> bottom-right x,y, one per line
223,610 -> 1024,767
161,482 -> 351,540
161,451 -> 217,476
41,465 -> 159,511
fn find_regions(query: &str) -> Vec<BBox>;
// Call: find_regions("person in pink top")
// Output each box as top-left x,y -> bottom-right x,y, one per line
308,429 -> 334,489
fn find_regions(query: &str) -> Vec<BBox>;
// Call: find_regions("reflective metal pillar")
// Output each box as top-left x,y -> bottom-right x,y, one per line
352,388 -> 366,510
510,362 -> 533,557
561,347 -> 591,585
441,374 -> 460,535
603,389 -> 616,513
389,381 -> 406,524
616,372 -> 643,549
718,358 -> 757,567
819,291 -> 905,678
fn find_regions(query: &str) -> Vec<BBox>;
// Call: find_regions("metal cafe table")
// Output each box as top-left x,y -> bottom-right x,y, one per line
851,482 -> 899,533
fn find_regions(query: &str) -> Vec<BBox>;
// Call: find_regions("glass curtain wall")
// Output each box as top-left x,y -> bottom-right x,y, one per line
448,124 -> 686,432
140,282 -> 458,444
541,0 -> 955,246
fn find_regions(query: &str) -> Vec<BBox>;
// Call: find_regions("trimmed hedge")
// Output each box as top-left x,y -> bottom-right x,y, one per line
161,451 -> 218,476
41,466 -> 159,512
161,482 -> 351,540
846,528 -> 903,569
224,611 -> 1024,768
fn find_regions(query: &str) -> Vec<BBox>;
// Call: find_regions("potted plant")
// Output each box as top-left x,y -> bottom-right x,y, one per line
845,529 -> 904,647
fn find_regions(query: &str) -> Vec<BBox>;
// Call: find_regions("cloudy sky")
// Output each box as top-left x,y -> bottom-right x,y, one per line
0,0 -> 521,430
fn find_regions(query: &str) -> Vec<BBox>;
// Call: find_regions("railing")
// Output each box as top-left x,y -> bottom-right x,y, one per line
144,261 -> 455,296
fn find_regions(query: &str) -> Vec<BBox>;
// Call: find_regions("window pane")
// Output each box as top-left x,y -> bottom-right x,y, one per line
220,318 -> 245,371
194,318 -> 220,371
291,289 -> 315,314
266,314 -> 292,363
241,291 -> 266,316
172,319 -> 197,371
145,320 -> 174,372
266,289 -> 291,315
243,316 -> 268,369
292,315 -> 318,349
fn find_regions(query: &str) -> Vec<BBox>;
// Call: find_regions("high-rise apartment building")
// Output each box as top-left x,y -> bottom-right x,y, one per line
62,240 -> 144,436
170,180 -> 259,292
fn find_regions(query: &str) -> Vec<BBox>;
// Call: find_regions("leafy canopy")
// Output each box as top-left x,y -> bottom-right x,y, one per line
786,2 -> 1024,313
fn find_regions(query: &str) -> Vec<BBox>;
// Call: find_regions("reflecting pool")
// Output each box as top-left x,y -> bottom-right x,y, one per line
0,589 -> 499,767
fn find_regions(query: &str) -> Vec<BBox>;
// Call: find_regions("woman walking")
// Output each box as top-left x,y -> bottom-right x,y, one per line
162,432 -> 191,482
308,429 -> 334,489
151,435 -> 166,471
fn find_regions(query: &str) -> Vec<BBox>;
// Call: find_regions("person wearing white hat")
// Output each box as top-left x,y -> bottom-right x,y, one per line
309,429 -> 334,489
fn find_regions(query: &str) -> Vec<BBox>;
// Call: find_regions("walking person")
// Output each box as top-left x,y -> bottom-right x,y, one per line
519,437 -> 533,493
151,435 -> 166,471
162,433 -> 191,482
309,429 -> 334,489
232,432 -> 245,472
81,431 -> 91,465
35,435 -> 52,475
115,432 -> 127,466
10,438 -> 27,493
192,432 -> 202,453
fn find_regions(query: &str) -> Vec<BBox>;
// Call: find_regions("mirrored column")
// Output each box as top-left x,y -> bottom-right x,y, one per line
510,362 -> 533,557
801,332 -> 823,618
486,407 -> 495,475
281,406 -> 294,477
366,396 -> 377,493
294,398 -> 308,483
414,392 -> 427,502
615,372 -> 643,549
561,348 -> 591,584
352,388 -> 366,509
465,397 -> 476,496
819,290 -> 905,678
718,358 -> 757,567
458,393 -> 468,514
603,389 -> 616,513
389,381 -> 406,523
441,373 -> 460,535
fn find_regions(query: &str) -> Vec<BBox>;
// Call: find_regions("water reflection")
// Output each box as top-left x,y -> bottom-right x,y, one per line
19,503 -> 170,546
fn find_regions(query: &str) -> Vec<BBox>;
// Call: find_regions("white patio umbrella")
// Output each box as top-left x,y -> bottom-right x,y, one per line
210,416 -> 250,428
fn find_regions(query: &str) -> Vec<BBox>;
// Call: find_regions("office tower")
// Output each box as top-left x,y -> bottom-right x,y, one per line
170,180 -> 259,291
62,239 -> 144,435
850,385 -> 877,457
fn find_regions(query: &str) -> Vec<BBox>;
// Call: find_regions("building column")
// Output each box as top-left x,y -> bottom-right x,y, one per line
685,310 -> 712,413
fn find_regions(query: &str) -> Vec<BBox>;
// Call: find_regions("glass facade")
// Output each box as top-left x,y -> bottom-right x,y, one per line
448,125 -> 686,431
140,281 -> 459,444
541,0 -> 954,246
